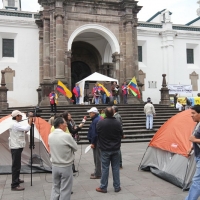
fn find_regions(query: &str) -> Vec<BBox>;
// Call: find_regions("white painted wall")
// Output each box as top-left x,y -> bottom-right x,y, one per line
0,14 -> 39,107
138,24 -> 200,104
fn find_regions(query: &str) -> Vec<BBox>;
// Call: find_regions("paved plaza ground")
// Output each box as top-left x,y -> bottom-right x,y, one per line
0,143 -> 192,200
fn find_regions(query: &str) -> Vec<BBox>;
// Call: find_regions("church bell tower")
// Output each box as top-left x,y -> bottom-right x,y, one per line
2,0 -> 21,11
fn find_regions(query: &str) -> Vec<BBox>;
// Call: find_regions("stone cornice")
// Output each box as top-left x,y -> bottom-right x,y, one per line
67,14 -> 119,24
137,28 -> 200,39
0,19 -> 38,28
35,19 -> 43,28
54,12 -> 64,19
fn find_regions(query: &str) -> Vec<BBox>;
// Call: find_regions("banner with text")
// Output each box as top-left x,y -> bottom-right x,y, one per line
168,84 -> 192,94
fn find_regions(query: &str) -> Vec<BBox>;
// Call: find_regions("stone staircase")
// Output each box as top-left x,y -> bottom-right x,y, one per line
0,104 -> 178,144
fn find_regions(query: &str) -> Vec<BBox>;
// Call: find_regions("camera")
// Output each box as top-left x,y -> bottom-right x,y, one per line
27,106 -> 43,117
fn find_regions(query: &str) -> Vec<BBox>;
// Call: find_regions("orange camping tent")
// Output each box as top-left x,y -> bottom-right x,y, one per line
139,109 -> 197,190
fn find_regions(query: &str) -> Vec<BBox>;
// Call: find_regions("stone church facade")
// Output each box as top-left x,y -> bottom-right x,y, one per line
1,1 -> 200,107
36,0 -> 142,105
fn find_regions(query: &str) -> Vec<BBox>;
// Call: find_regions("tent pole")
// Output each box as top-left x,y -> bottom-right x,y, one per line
138,145 -> 149,171
182,155 -> 192,191
29,120 -> 35,186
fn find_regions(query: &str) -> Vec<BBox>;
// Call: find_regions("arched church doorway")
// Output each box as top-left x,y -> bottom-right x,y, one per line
71,41 -> 101,87
71,61 -> 91,88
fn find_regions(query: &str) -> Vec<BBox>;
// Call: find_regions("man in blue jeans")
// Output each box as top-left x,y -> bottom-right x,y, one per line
96,107 -> 123,193
186,105 -> 200,200
144,99 -> 156,130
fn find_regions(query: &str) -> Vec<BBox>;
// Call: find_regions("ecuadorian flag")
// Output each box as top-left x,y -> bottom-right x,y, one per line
97,83 -> 111,97
127,77 -> 141,99
56,80 -> 72,99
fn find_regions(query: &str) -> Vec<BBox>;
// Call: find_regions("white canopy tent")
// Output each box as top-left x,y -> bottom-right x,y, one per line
76,72 -> 118,104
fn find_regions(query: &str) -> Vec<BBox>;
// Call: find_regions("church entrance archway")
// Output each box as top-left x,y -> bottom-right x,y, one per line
71,61 -> 91,88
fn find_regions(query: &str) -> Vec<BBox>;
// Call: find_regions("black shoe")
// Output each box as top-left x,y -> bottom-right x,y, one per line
19,179 -> 24,183
115,187 -> 121,192
11,186 -> 25,191
73,170 -> 78,173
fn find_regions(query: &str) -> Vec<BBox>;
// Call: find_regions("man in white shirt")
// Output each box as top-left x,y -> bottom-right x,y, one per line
48,117 -> 78,200
9,110 -> 33,191
144,100 -> 156,130
176,101 -> 183,111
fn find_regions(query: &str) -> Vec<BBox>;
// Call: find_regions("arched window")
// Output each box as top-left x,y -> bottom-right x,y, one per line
8,0 -> 15,7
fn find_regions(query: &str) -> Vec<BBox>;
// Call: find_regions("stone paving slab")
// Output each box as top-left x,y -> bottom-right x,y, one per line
0,142 -> 196,200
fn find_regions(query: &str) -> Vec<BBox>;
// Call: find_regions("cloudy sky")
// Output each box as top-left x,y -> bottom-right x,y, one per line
0,0 -> 198,25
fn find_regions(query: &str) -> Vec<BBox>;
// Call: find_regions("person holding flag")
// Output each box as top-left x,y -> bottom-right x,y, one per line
49,90 -> 58,113
92,83 -> 101,104
127,77 -> 141,99
97,83 -> 110,104
73,83 -> 81,104
56,80 -> 73,103
121,81 -> 128,104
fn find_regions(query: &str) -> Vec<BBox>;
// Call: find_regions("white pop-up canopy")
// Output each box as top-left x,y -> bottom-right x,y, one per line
77,72 -> 118,104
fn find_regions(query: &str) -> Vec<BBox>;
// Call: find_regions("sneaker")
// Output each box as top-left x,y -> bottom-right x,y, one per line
90,175 -> 101,179
96,187 -> 107,193
11,186 -> 25,191
115,187 -> 121,192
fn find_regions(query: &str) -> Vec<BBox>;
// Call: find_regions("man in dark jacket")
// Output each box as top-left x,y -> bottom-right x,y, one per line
87,107 -> 101,179
96,107 -> 123,193
112,106 -> 124,169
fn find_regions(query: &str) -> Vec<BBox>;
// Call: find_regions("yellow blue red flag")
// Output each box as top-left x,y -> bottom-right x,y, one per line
56,80 -> 72,99
97,83 -> 110,97
127,77 -> 141,99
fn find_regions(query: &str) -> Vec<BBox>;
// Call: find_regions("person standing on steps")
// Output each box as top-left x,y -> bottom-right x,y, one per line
73,83 -> 81,105
144,99 -> 156,130
49,90 -> 58,113
174,93 -> 178,109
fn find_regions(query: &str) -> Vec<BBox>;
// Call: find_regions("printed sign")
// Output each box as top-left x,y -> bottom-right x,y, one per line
168,85 -> 192,94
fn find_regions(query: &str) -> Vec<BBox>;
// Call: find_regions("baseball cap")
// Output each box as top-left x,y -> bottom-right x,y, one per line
11,110 -> 23,117
87,107 -> 99,113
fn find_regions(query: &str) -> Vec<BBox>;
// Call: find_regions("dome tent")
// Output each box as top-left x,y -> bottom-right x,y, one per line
139,109 -> 197,190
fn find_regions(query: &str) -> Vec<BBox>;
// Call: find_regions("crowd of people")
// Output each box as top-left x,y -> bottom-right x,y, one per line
8,102 -> 200,200
174,93 -> 192,111
49,82 -> 130,111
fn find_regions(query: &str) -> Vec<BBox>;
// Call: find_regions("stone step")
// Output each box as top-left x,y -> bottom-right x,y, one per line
0,104 -> 175,144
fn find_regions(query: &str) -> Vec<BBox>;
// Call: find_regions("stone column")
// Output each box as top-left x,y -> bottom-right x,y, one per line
0,71 -> 8,111
112,53 -> 120,80
43,18 -> 51,81
160,74 -> 170,105
66,50 -> 72,90
125,21 -> 134,81
39,27 -> 43,84
132,16 -> 139,79
55,13 -> 65,80
40,17 -> 53,106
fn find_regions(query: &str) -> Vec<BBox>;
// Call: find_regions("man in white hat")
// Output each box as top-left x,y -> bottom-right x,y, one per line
87,107 -> 101,179
9,110 -> 33,191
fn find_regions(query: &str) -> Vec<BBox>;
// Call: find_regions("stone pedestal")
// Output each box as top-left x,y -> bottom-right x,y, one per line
36,86 -> 42,105
0,71 -> 8,111
160,74 -> 170,105
39,82 -> 53,106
